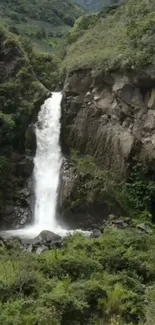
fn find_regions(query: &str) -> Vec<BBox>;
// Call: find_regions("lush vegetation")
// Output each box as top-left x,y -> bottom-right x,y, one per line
20,37 -> 61,89
0,31 -> 45,152
0,0 -> 85,52
67,152 -> 155,224
1,226 -> 155,325
0,27 -> 47,220
1,1 -> 155,325
62,0 -> 155,73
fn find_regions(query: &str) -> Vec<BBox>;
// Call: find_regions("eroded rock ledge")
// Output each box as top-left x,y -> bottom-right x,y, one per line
59,68 -> 155,229
61,68 -> 155,178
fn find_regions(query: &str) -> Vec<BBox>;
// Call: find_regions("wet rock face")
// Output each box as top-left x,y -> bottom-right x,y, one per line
0,155 -> 34,229
61,69 -> 155,178
0,231 -> 63,254
25,125 -> 37,156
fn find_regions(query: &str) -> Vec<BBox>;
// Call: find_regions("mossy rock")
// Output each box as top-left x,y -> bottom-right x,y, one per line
59,156 -> 123,230
25,125 -> 36,155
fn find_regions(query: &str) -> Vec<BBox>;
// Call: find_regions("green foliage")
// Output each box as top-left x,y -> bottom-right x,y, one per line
0,156 -> 11,210
0,111 -> 15,154
30,51 -> 60,89
0,28 -> 46,151
144,286 -> 155,325
0,27 -> 47,218
69,153 -> 155,223
63,152 -> 121,222
120,161 -> 155,218
65,14 -> 98,44
1,229 -> 155,324
0,0 -> 85,52
0,0 -> 84,26
62,0 -> 155,73
75,0 -> 120,11
19,37 -> 61,89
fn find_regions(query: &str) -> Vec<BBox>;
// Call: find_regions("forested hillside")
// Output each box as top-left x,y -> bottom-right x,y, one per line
0,27 -> 50,229
75,0 -> 120,11
0,0 -> 85,51
62,0 -> 155,73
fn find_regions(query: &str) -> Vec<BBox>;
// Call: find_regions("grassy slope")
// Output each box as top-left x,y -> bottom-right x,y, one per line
0,0 -> 85,52
62,0 -> 155,73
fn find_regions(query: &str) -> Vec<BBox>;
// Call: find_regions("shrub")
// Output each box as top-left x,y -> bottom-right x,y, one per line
0,229 -> 155,324
39,248 -> 102,280
120,161 -> 155,217
0,156 -> 11,210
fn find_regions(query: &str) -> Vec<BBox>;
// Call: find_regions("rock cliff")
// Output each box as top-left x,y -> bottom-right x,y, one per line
60,68 -> 155,228
61,69 -> 155,177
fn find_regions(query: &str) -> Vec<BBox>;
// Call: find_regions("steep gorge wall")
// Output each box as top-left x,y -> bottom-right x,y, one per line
59,68 -> 155,229
61,69 -> 155,178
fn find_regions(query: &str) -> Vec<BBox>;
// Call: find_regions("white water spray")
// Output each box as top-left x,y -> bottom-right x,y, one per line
2,93 -> 65,238
34,92 -> 62,230
2,92 -> 89,238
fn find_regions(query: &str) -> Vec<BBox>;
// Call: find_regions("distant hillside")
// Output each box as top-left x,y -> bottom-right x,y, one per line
75,0 -> 120,11
62,0 -> 155,73
0,0 -> 85,52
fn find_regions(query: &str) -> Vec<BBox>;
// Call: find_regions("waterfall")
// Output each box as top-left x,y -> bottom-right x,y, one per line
2,92 -> 66,238
34,92 -> 62,230
2,92 -> 89,238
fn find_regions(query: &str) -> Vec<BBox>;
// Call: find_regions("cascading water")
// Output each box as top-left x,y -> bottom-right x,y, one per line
34,92 -> 62,230
2,92 -> 89,238
2,92 -> 66,238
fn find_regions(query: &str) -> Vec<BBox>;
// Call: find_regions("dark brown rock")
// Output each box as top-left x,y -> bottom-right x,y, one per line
58,161 -> 123,230
25,125 -> 37,155
33,230 -> 62,246
90,229 -> 102,238
61,69 -> 155,178
13,157 -> 34,179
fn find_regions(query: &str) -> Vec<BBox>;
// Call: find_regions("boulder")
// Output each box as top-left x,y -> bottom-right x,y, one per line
137,223 -> 153,235
111,219 -> 128,229
3,236 -> 22,249
27,244 -> 34,253
33,230 -> 62,246
90,229 -> 102,238
36,245 -> 49,255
